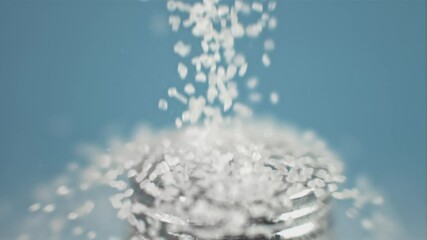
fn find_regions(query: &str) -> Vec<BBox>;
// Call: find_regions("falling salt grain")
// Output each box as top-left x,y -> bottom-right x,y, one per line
270,92 -> 279,104
252,2 -> 263,12
262,53 -> 271,67
247,77 -> 258,89
268,17 -> 277,30
177,62 -> 188,79
264,39 -> 275,51
184,83 -> 195,95
174,41 -> 191,57
195,72 -> 206,82
238,63 -> 248,77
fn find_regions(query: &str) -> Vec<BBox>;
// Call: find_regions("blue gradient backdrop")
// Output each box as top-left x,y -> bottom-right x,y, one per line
0,0 -> 425,239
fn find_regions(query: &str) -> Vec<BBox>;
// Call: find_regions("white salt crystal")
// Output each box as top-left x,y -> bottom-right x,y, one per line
361,219 -> 374,230
270,92 -> 279,104
56,185 -> 71,196
246,23 -> 263,38
249,93 -> 262,103
314,188 -> 326,198
175,118 -> 183,129
68,212 -> 79,220
233,103 -> 253,118
247,77 -> 258,89
184,83 -> 195,95
268,1 -> 277,11
268,17 -> 277,30
264,39 -> 275,51
226,64 -> 237,80
168,87 -> 177,97
231,23 -> 245,38
173,90 -> 188,104
72,227 -> 83,236
87,231 -> 96,239
174,41 -> 191,57
238,63 -> 248,77
346,208 -> 359,219
28,203 -> 41,212
166,1 -> 177,12
262,53 -> 271,67
233,54 -> 246,66
372,196 -> 384,205
168,15 -> 181,32
43,204 -> 55,213
177,62 -> 188,79
195,72 -> 206,82
252,2 -> 263,12
158,99 -> 168,111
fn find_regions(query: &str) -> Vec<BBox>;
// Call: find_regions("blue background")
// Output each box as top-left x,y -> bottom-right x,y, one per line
0,0 -> 425,239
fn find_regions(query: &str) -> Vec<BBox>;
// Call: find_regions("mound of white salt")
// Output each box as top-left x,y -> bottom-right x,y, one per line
109,120 -> 346,239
